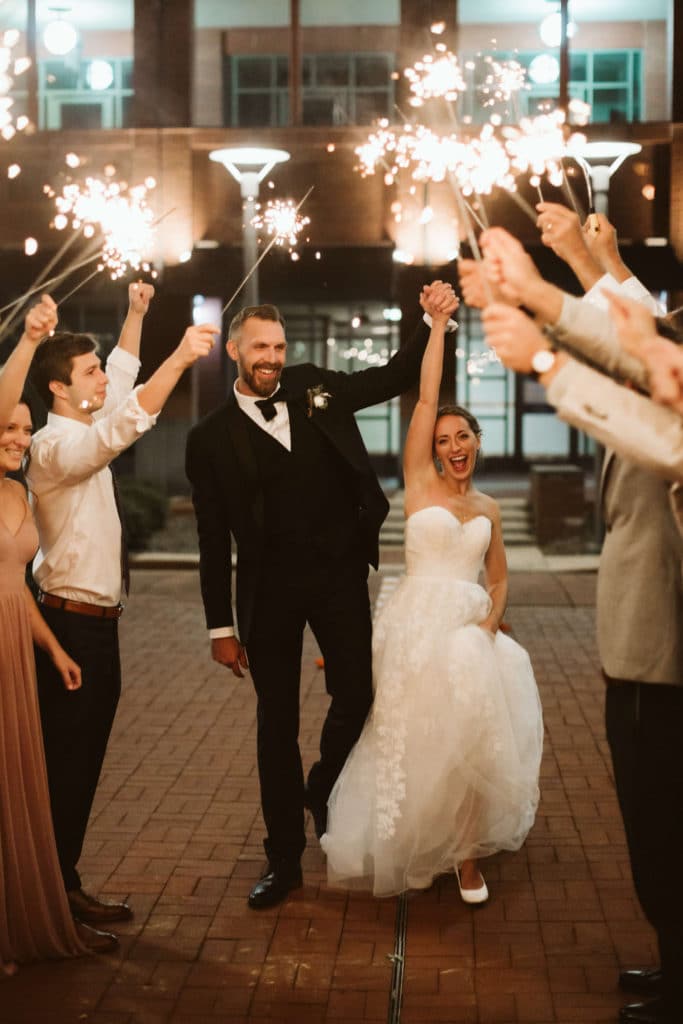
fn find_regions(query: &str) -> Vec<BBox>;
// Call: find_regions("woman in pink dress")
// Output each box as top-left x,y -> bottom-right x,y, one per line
0,297 -> 98,974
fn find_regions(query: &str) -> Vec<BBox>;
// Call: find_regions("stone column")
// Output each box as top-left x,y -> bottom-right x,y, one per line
132,0 -> 193,127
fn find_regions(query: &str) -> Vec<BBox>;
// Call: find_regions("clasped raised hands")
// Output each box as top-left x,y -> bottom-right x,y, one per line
419,280 -> 459,324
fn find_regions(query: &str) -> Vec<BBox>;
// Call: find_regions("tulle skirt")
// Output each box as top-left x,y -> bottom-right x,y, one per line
321,576 -> 543,896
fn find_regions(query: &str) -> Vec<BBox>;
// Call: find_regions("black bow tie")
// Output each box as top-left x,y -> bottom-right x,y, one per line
255,390 -> 288,421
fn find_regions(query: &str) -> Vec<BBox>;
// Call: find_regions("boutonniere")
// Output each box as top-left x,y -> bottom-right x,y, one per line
306,384 -> 332,418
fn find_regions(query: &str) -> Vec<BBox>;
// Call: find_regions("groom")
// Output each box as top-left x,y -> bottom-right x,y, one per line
186,281 -> 455,909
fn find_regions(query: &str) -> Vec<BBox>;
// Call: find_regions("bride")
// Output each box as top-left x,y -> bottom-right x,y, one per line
321,286 -> 543,901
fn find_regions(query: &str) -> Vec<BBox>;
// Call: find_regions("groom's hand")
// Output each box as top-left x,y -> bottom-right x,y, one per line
211,636 -> 249,677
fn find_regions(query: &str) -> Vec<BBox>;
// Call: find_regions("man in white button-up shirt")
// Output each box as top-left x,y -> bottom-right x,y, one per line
27,285 -> 217,936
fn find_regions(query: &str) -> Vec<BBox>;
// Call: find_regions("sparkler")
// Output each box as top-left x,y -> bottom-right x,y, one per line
0,29 -> 32,145
50,176 -> 156,279
251,198 -> 311,252
353,46 -> 598,375
221,186 -> 314,316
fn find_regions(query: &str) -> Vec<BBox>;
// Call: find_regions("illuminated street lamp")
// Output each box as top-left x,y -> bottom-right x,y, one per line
570,140 -> 642,215
209,147 -> 290,306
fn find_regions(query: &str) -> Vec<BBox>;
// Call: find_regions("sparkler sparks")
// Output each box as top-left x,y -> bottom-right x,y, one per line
504,109 -> 574,189
0,29 -> 32,142
404,50 -> 466,106
480,57 -> 528,108
251,198 -> 311,252
48,175 -> 157,279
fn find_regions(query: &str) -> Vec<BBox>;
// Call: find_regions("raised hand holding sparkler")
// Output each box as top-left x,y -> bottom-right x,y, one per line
535,201 -> 603,291
479,227 -> 545,309
23,294 -> 58,345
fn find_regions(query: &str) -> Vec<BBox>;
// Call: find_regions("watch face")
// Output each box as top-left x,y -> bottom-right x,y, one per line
531,348 -> 555,374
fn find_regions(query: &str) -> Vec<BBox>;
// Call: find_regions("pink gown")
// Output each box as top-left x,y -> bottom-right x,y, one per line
0,481 -> 85,968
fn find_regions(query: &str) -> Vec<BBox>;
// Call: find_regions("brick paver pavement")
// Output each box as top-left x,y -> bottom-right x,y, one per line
2,567 -> 656,1024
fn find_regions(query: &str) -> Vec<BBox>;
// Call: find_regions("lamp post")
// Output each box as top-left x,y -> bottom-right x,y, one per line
566,140 -> 642,548
209,146 -> 290,307
570,140 -> 642,215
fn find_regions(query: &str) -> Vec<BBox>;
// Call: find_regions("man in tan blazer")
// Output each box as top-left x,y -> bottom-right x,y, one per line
479,226 -> 683,1024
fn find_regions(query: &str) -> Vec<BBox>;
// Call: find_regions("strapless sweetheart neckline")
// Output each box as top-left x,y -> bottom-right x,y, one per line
406,506 -> 490,529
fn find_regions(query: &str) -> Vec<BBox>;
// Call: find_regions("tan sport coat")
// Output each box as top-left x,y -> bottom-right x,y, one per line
597,453 -> 683,684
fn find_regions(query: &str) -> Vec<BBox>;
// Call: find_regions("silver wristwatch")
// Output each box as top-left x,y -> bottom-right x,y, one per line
530,347 -> 556,379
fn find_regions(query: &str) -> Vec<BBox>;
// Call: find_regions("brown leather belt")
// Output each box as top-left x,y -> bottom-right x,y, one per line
38,591 -> 123,620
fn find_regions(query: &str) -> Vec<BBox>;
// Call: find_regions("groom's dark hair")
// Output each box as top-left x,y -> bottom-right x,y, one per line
229,304 -> 286,343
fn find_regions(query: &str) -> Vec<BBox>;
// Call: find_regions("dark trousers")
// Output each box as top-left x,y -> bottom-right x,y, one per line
35,606 -> 121,892
246,553 -> 373,866
605,679 -> 683,1017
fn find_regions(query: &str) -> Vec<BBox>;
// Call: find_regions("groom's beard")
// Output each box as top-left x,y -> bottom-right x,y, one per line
239,361 -> 283,397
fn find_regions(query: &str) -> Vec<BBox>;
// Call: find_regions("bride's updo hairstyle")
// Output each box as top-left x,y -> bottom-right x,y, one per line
435,404 -> 482,440
433,405 -> 483,470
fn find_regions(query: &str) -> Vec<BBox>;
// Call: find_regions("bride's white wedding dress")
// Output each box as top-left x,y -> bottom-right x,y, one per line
321,505 -> 543,896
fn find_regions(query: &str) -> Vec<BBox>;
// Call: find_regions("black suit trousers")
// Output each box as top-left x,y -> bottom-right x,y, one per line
605,679 -> 683,1014
246,552 -> 373,865
35,606 -> 121,892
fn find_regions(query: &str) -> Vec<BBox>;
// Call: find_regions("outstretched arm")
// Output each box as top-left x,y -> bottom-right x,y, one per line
0,295 -> 57,423
136,322 -> 218,414
115,282 -> 155,358
403,285 -> 459,491
30,323 -> 219,487
324,281 -> 456,412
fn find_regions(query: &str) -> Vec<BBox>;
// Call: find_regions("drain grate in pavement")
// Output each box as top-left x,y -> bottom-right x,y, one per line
386,892 -> 408,1023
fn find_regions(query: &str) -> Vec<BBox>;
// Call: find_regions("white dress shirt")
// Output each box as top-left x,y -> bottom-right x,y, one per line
233,381 -> 292,450
28,350 -> 158,606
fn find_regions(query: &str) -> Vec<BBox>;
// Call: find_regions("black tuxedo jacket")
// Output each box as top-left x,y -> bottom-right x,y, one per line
185,318 -> 430,643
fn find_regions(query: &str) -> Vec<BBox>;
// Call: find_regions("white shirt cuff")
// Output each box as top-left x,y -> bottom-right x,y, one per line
209,626 -> 235,639
423,312 -> 458,332
107,345 -> 142,376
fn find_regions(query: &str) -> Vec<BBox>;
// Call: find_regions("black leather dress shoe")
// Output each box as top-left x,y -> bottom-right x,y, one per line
619,998 -> 666,1024
303,789 -> 327,839
74,920 -> 119,954
68,888 -> 133,925
248,865 -> 303,910
619,969 -> 663,995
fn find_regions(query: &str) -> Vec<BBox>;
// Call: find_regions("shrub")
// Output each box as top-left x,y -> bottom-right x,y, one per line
117,478 -> 169,551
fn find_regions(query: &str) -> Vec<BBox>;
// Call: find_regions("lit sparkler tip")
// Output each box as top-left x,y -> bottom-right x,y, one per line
251,198 -> 311,250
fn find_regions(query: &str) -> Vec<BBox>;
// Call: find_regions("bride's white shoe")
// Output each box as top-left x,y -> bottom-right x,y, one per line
455,866 -> 489,905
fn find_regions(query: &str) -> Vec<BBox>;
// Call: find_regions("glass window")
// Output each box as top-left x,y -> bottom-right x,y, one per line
355,90 -> 392,124
35,57 -> 134,129
355,55 -> 391,87
569,52 -> 587,80
228,52 -> 393,127
44,60 -> 80,90
303,95 -> 337,125
592,87 -> 630,123
59,102 -> 104,130
593,52 -> 629,83
237,57 -> 272,88
315,56 -> 350,87
237,92 -> 273,126
276,56 -> 289,87
462,48 -> 642,124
